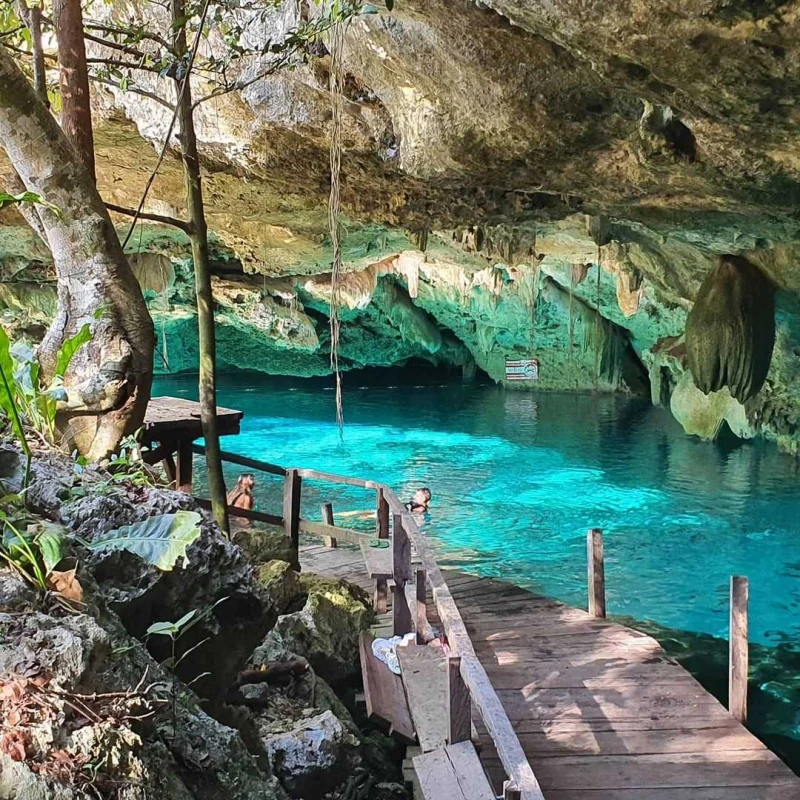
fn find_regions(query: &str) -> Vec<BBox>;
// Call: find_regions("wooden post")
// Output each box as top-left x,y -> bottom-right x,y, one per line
415,568 -> 427,644
374,488 -> 390,614
320,502 -> 337,548
729,575 -> 749,722
587,528 -> 606,618
377,487 -> 390,539
283,469 -> 302,570
175,438 -> 193,493
447,655 -> 471,745
392,513 -> 412,635
502,782 -> 521,800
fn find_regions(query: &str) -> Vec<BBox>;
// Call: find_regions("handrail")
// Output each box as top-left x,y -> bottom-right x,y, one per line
381,486 -> 545,800
193,444 -> 286,476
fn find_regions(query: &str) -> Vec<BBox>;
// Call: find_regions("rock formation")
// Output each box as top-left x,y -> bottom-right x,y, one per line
3,0 -> 800,449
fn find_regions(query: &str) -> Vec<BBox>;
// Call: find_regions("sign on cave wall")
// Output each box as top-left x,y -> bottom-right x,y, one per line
505,358 -> 539,381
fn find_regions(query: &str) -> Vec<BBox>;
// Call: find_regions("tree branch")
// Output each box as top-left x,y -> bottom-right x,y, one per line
82,21 -> 174,53
105,202 -> 192,233
90,75 -> 176,111
85,56 -> 161,72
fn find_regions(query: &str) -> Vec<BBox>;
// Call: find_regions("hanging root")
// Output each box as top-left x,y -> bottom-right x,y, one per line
328,19 -> 346,435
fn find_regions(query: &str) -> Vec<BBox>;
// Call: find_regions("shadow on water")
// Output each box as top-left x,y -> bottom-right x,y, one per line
154,368 -> 800,765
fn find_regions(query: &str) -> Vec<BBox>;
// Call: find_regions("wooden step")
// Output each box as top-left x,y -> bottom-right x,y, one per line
358,633 -> 415,743
359,539 -> 394,578
396,644 -> 449,752
412,741 -> 495,800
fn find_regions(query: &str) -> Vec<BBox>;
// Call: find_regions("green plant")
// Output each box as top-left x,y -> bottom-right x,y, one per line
106,433 -> 160,487
0,190 -> 62,217
3,323 -> 92,445
79,511 -> 203,571
0,503 -> 64,593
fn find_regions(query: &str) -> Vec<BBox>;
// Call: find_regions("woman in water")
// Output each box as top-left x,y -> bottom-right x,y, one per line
227,473 -> 255,526
405,487 -> 432,514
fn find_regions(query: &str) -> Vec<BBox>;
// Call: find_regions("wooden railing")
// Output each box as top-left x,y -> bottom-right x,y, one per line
197,449 -> 543,800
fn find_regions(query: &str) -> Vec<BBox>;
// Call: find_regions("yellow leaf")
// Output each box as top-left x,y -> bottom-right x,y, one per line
47,569 -> 84,604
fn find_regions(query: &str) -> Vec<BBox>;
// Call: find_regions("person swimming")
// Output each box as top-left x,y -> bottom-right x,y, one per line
405,487 -> 432,514
227,473 -> 255,526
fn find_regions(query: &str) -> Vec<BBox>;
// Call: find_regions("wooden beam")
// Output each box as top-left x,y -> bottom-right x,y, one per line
447,655 -> 471,745
416,568 -> 428,644
320,502 -> 337,548
587,528 -> 606,619
176,438 -> 193,493
194,498 -> 282,526
377,486 -> 390,539
393,513 -> 413,635
191,443 -> 286,476
283,469 -> 302,570
296,467 -> 380,489
729,575 -> 749,723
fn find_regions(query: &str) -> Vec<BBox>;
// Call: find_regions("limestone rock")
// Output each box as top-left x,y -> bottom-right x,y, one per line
264,710 -> 359,799
670,372 -> 754,442
257,560 -> 303,615
259,578 -> 373,685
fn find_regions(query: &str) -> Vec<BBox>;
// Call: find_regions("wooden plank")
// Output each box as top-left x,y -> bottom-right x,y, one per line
541,789 -> 800,800
377,486 -> 390,538
416,569 -> 428,644
729,575 -> 748,722
397,644 -> 449,753
176,438 -> 193,493
359,538 -> 394,578
320,502 -> 337,548
413,742 -> 495,800
144,396 -> 242,439
358,633 -> 415,743
448,655 -> 471,745
587,528 -> 606,618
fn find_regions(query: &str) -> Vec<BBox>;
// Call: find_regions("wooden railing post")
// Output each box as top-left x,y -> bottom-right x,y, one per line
502,782 -> 521,800
587,528 -> 606,618
377,486 -> 390,539
447,655 -> 471,745
729,575 -> 749,722
283,468 -> 302,570
392,513 -> 412,635
320,502 -> 337,548
175,438 -> 193,493
415,568 -> 428,644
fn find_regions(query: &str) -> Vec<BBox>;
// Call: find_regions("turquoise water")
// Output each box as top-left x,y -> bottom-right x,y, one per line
154,373 -> 800,650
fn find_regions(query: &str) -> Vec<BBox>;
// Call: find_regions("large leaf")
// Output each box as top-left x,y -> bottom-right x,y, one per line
54,324 -> 92,378
0,327 -> 30,456
86,511 -> 202,571
0,191 -> 62,218
36,523 -> 65,573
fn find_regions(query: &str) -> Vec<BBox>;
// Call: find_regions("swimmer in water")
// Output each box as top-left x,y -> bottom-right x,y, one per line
405,487 -> 432,514
227,473 -> 255,526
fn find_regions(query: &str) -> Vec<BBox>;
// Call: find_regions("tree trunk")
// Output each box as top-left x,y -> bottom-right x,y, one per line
15,0 -> 49,106
0,47 -> 155,458
53,0 -> 95,180
171,0 -> 229,533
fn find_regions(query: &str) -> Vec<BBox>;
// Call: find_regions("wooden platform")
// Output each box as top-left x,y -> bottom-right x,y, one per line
143,396 -> 243,442
300,543 -> 800,800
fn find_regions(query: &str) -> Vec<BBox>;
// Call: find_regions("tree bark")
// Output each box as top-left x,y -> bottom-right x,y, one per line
53,0 -> 95,180
15,0 -> 49,106
171,0 -> 229,533
0,46 -> 154,458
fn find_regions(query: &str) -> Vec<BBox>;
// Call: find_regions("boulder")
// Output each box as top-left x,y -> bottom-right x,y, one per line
263,710 -> 359,799
257,560 -> 303,615
260,577 -> 373,685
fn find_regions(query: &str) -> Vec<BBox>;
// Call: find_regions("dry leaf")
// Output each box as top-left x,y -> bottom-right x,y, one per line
47,569 -> 84,604
1,730 -> 32,762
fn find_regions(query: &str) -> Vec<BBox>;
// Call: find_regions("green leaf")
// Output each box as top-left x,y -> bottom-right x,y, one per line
173,608 -> 197,630
146,620 -> 178,637
0,191 -> 62,218
54,324 -> 92,378
0,326 -> 30,457
36,523 -> 65,573
86,511 -> 202,571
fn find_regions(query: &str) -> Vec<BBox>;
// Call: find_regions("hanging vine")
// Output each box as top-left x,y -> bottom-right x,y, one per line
328,16 -> 346,435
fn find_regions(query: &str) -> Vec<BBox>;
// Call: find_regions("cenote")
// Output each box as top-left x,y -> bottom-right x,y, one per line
155,369 -> 800,760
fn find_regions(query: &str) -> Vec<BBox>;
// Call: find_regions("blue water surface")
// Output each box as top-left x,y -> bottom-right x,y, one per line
154,373 -> 800,649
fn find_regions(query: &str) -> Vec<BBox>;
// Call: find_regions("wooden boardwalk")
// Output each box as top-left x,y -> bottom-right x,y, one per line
300,542 -> 800,800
